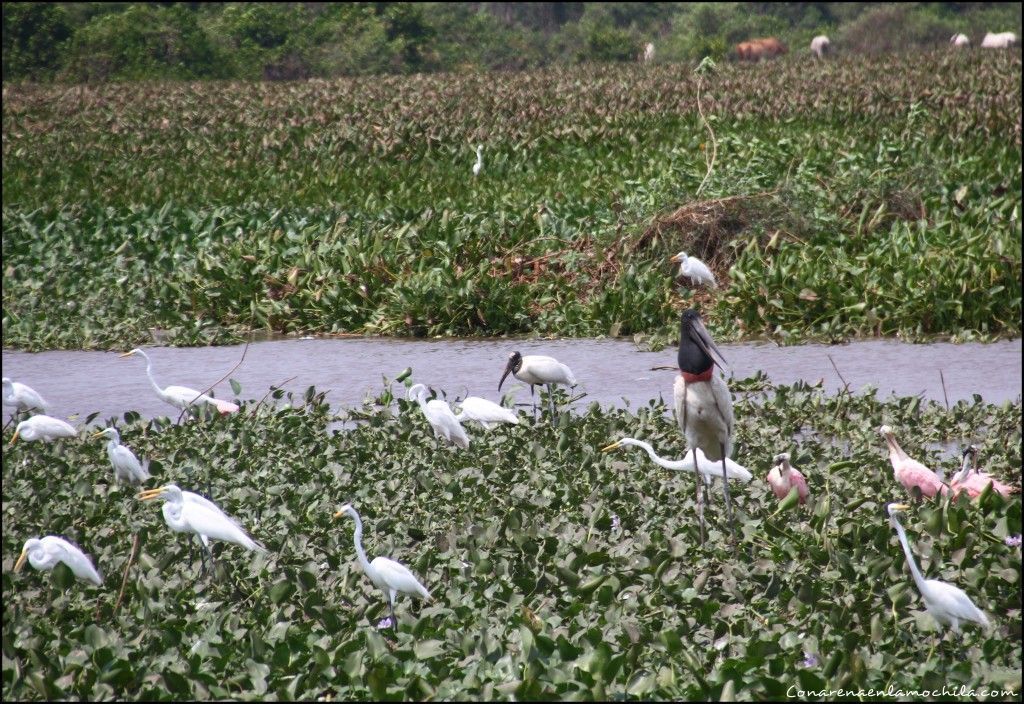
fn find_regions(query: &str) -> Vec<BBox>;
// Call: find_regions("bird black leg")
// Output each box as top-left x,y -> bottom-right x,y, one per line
692,447 -> 706,545
530,386 -> 537,422
547,384 -> 556,420
720,441 -> 737,551
390,601 -> 397,630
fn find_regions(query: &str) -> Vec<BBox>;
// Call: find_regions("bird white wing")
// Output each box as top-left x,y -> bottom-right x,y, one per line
27,415 -> 77,439
183,490 -> 221,512
110,444 -> 150,483
682,257 -> 716,287
371,556 -> 432,600
42,536 -> 102,585
10,382 -> 48,410
161,385 -> 207,408
523,356 -> 577,386
924,580 -> 990,627
458,397 -> 519,426
425,400 -> 470,448
182,503 -> 265,551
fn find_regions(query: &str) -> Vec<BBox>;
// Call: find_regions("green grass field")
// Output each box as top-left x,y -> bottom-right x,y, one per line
3,51 -> 1021,350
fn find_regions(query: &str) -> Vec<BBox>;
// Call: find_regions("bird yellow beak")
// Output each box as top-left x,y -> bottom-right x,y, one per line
14,548 -> 29,572
118,351 -> 135,358
8,430 -> 19,447
600,441 -> 622,453
669,253 -> 682,263
333,510 -> 344,519
137,487 -> 166,501
90,431 -> 106,439
890,503 -> 911,512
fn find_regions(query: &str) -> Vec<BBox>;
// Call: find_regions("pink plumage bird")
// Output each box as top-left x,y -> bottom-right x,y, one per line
879,425 -> 948,499
766,452 -> 809,504
951,445 -> 1019,500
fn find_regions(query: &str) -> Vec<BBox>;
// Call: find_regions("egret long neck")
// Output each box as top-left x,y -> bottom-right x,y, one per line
350,512 -> 374,578
138,352 -> 163,396
892,518 -> 928,593
636,441 -> 689,471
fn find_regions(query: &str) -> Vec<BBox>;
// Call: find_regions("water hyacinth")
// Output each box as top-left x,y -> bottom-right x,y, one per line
1006,535 -> 1022,548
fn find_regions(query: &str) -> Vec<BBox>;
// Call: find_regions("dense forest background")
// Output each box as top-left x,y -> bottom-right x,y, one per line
3,2 -> 1022,82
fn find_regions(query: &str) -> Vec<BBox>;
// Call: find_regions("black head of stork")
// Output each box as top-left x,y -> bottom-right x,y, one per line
498,351 -> 523,391
677,309 -> 727,374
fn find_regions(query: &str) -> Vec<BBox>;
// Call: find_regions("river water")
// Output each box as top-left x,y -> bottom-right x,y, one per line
2,337 -> 1020,425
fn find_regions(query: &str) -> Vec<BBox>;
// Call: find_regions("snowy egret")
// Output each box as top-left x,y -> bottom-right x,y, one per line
455,396 -> 519,430
408,384 -> 470,449
334,504 -> 432,629
879,425 -> 948,499
674,309 -> 735,545
92,427 -> 151,485
498,352 -> 577,420
951,445 -> 1018,500
120,349 -> 239,416
3,377 -> 48,414
766,452 -> 809,504
472,145 -> 483,177
601,437 -> 752,484
886,503 -> 989,633
670,252 -> 716,289
9,415 -> 77,445
15,536 -> 103,586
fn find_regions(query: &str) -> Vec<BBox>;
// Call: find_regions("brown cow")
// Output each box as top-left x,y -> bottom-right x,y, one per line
737,37 -> 788,62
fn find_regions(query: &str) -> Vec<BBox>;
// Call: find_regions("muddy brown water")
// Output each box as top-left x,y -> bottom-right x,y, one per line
3,338 -> 1020,426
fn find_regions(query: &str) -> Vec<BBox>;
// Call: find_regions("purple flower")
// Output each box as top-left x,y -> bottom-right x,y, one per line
802,652 -> 819,667
376,617 -> 394,629
1005,534 -> 1022,548
611,514 -> 621,531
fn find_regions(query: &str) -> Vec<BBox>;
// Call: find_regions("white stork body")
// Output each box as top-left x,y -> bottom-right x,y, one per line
408,384 -> 470,449
456,396 -> 519,430
3,378 -> 48,413
499,352 -> 577,419
10,415 -> 77,444
15,536 -> 103,586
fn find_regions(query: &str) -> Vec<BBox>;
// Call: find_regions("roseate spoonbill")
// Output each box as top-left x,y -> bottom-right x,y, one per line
951,445 -> 1018,499
879,425 -> 948,499
766,452 -> 809,504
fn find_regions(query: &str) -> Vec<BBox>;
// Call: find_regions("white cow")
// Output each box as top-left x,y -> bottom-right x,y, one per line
981,32 -> 1017,49
642,42 -> 655,63
950,33 -> 970,48
810,35 -> 831,58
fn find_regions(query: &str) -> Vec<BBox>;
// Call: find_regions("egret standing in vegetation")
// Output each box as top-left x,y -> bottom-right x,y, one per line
120,348 -> 239,416
408,384 -> 470,449
455,396 -> 519,430
879,425 -> 947,499
3,377 -> 48,416
670,252 -> 717,289
334,504 -> 432,629
472,145 -> 483,177
951,445 -> 1018,500
766,452 -> 809,504
601,437 -> 752,484
9,415 -> 77,445
138,484 -> 265,573
498,352 -> 577,420
15,536 -> 103,586
92,427 -> 150,485
886,503 -> 990,634
674,309 -> 736,546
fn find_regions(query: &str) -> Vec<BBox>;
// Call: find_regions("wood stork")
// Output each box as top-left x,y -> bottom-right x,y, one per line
887,503 -> 990,634
92,427 -> 151,485
879,425 -> 948,499
951,445 -> 1018,500
766,452 -> 809,504
670,252 -> 717,289
601,437 -> 752,484
455,396 -> 519,430
334,504 -> 432,629
120,348 -> 239,417
408,384 -> 470,449
9,415 -> 77,445
498,352 -> 577,420
15,536 -> 103,586
673,309 -> 736,546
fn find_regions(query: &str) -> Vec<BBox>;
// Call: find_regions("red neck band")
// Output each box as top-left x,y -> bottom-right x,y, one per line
680,367 -> 714,383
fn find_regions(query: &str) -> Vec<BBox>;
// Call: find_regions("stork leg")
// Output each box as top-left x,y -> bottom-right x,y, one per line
720,441 -> 737,550
530,385 -> 537,422
691,447 -> 706,545
389,590 -> 398,629
546,384 -> 556,420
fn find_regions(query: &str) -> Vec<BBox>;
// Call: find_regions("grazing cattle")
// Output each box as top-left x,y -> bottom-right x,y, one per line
737,37 -> 788,62
950,33 -> 970,47
641,42 -> 655,63
810,35 -> 831,58
981,31 -> 1017,48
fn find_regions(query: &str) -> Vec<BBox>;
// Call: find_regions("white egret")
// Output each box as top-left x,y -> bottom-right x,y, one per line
600,437 -> 752,484
886,502 -> 989,633
15,536 -> 103,586
670,252 -> 717,289
879,425 -> 947,499
334,504 -> 432,629
766,452 -> 809,504
3,377 -> 48,413
138,484 -> 265,572
455,396 -> 519,430
408,384 -> 470,449
950,33 -> 970,47
472,144 -> 483,177
498,352 -> 577,419
92,427 -> 151,485
674,309 -> 736,546
120,348 -> 239,416
809,34 -> 831,58
9,415 -> 77,445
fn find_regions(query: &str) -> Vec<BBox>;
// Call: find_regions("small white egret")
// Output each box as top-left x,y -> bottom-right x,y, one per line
670,252 -> 717,289
92,427 -> 151,485
456,396 -> 519,430
879,425 -> 947,499
408,384 -> 470,449
9,414 -> 77,445
674,309 -> 736,546
600,437 -> 752,484
886,503 -> 989,633
766,452 -> 809,504
15,536 -> 103,586
3,377 -> 48,413
498,352 -> 577,419
334,504 -> 432,629
138,484 -> 265,572
120,348 -> 239,416
472,144 -> 483,177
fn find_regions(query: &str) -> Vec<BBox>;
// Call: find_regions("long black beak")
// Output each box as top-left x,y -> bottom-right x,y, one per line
498,358 -> 515,391
690,316 -> 728,370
